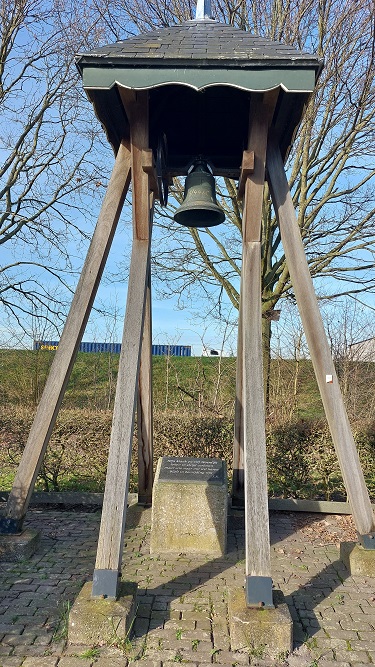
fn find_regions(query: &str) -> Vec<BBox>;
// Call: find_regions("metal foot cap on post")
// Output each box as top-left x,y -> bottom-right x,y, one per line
359,533 -> 375,550
92,568 -> 121,599
246,575 -> 274,609
0,515 -> 24,535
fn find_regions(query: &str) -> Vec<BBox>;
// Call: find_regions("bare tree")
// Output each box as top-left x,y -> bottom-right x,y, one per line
3,0 -> 374,354
0,0 -> 111,333
106,0 -> 375,364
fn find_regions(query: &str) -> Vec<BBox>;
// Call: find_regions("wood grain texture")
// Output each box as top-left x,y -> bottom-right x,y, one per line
142,149 -> 158,196
120,89 -> 150,240
232,94 -> 276,501
232,270 -> 244,503
242,240 -> 271,577
4,143 -> 131,522
243,94 -> 276,242
267,138 -> 375,536
94,237 -> 151,572
237,150 -> 255,200
137,251 -> 154,505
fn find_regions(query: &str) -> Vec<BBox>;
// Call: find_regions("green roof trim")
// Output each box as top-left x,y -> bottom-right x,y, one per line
82,66 -> 317,93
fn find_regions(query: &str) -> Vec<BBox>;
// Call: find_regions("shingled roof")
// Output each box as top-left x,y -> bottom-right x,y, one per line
76,19 -> 321,71
76,17 -> 322,173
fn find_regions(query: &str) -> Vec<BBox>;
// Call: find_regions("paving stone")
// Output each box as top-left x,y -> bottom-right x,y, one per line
21,658 -> 59,666
337,653 -> 372,663
87,658 -> 126,667
57,659 -> 95,667
1,507 -> 375,666
0,658 -> 25,667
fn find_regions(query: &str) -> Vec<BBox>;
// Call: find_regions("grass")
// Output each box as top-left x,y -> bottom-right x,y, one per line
52,600 -> 71,642
0,348 -> 329,419
1,349 -> 374,498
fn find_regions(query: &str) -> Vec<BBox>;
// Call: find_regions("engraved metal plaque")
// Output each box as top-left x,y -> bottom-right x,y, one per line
158,456 -> 225,484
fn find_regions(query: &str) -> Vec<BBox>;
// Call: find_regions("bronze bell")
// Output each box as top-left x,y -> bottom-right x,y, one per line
174,159 -> 225,228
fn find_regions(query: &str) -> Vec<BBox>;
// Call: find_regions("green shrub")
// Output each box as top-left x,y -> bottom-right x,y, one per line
0,407 -> 374,501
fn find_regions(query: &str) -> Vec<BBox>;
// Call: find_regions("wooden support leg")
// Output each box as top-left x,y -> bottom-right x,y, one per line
267,137 -> 375,539
235,93 -> 278,606
232,275 -> 244,506
242,240 -> 273,608
0,142 -> 131,534
92,89 -> 154,598
92,235 -> 151,599
232,92 -> 276,509
137,253 -> 153,505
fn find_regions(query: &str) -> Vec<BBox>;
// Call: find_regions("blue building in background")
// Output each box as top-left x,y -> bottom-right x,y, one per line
33,340 -> 192,357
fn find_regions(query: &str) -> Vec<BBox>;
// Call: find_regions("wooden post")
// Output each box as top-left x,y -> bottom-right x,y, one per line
137,245 -> 153,505
92,90 -> 153,598
232,95 -> 275,505
235,93 -> 276,607
232,93 -> 275,508
0,142 -> 132,533
120,90 -> 156,506
92,236 -> 151,598
232,272 -> 244,506
266,137 -> 375,538
242,240 -> 273,606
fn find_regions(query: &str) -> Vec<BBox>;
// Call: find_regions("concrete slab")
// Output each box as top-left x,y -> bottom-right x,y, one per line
228,587 -> 293,658
0,529 -> 40,562
340,541 -> 375,576
68,581 -> 137,646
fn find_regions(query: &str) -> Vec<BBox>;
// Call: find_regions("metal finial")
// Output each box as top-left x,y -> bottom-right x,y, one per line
195,0 -> 213,19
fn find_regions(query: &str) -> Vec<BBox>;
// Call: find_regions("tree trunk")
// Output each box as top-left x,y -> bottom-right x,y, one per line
262,315 -> 272,411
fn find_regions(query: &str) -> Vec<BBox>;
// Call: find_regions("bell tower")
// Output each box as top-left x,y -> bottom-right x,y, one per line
1,0 -> 374,621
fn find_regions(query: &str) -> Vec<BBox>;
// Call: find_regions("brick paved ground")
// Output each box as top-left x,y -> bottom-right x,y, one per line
0,503 -> 374,667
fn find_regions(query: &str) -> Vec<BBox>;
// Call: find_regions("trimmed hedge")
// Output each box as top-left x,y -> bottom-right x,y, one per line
0,407 -> 374,500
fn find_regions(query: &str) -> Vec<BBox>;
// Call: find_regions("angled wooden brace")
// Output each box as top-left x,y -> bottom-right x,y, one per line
92,90 -> 154,599
0,142 -> 132,534
267,136 -> 375,541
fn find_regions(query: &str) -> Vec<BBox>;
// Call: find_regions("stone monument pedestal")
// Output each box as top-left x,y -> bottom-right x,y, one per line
150,456 -> 227,555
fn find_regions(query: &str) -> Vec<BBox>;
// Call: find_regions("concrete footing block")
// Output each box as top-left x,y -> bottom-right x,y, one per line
68,581 -> 137,646
0,529 -> 40,561
228,588 -> 293,657
341,542 -> 375,576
